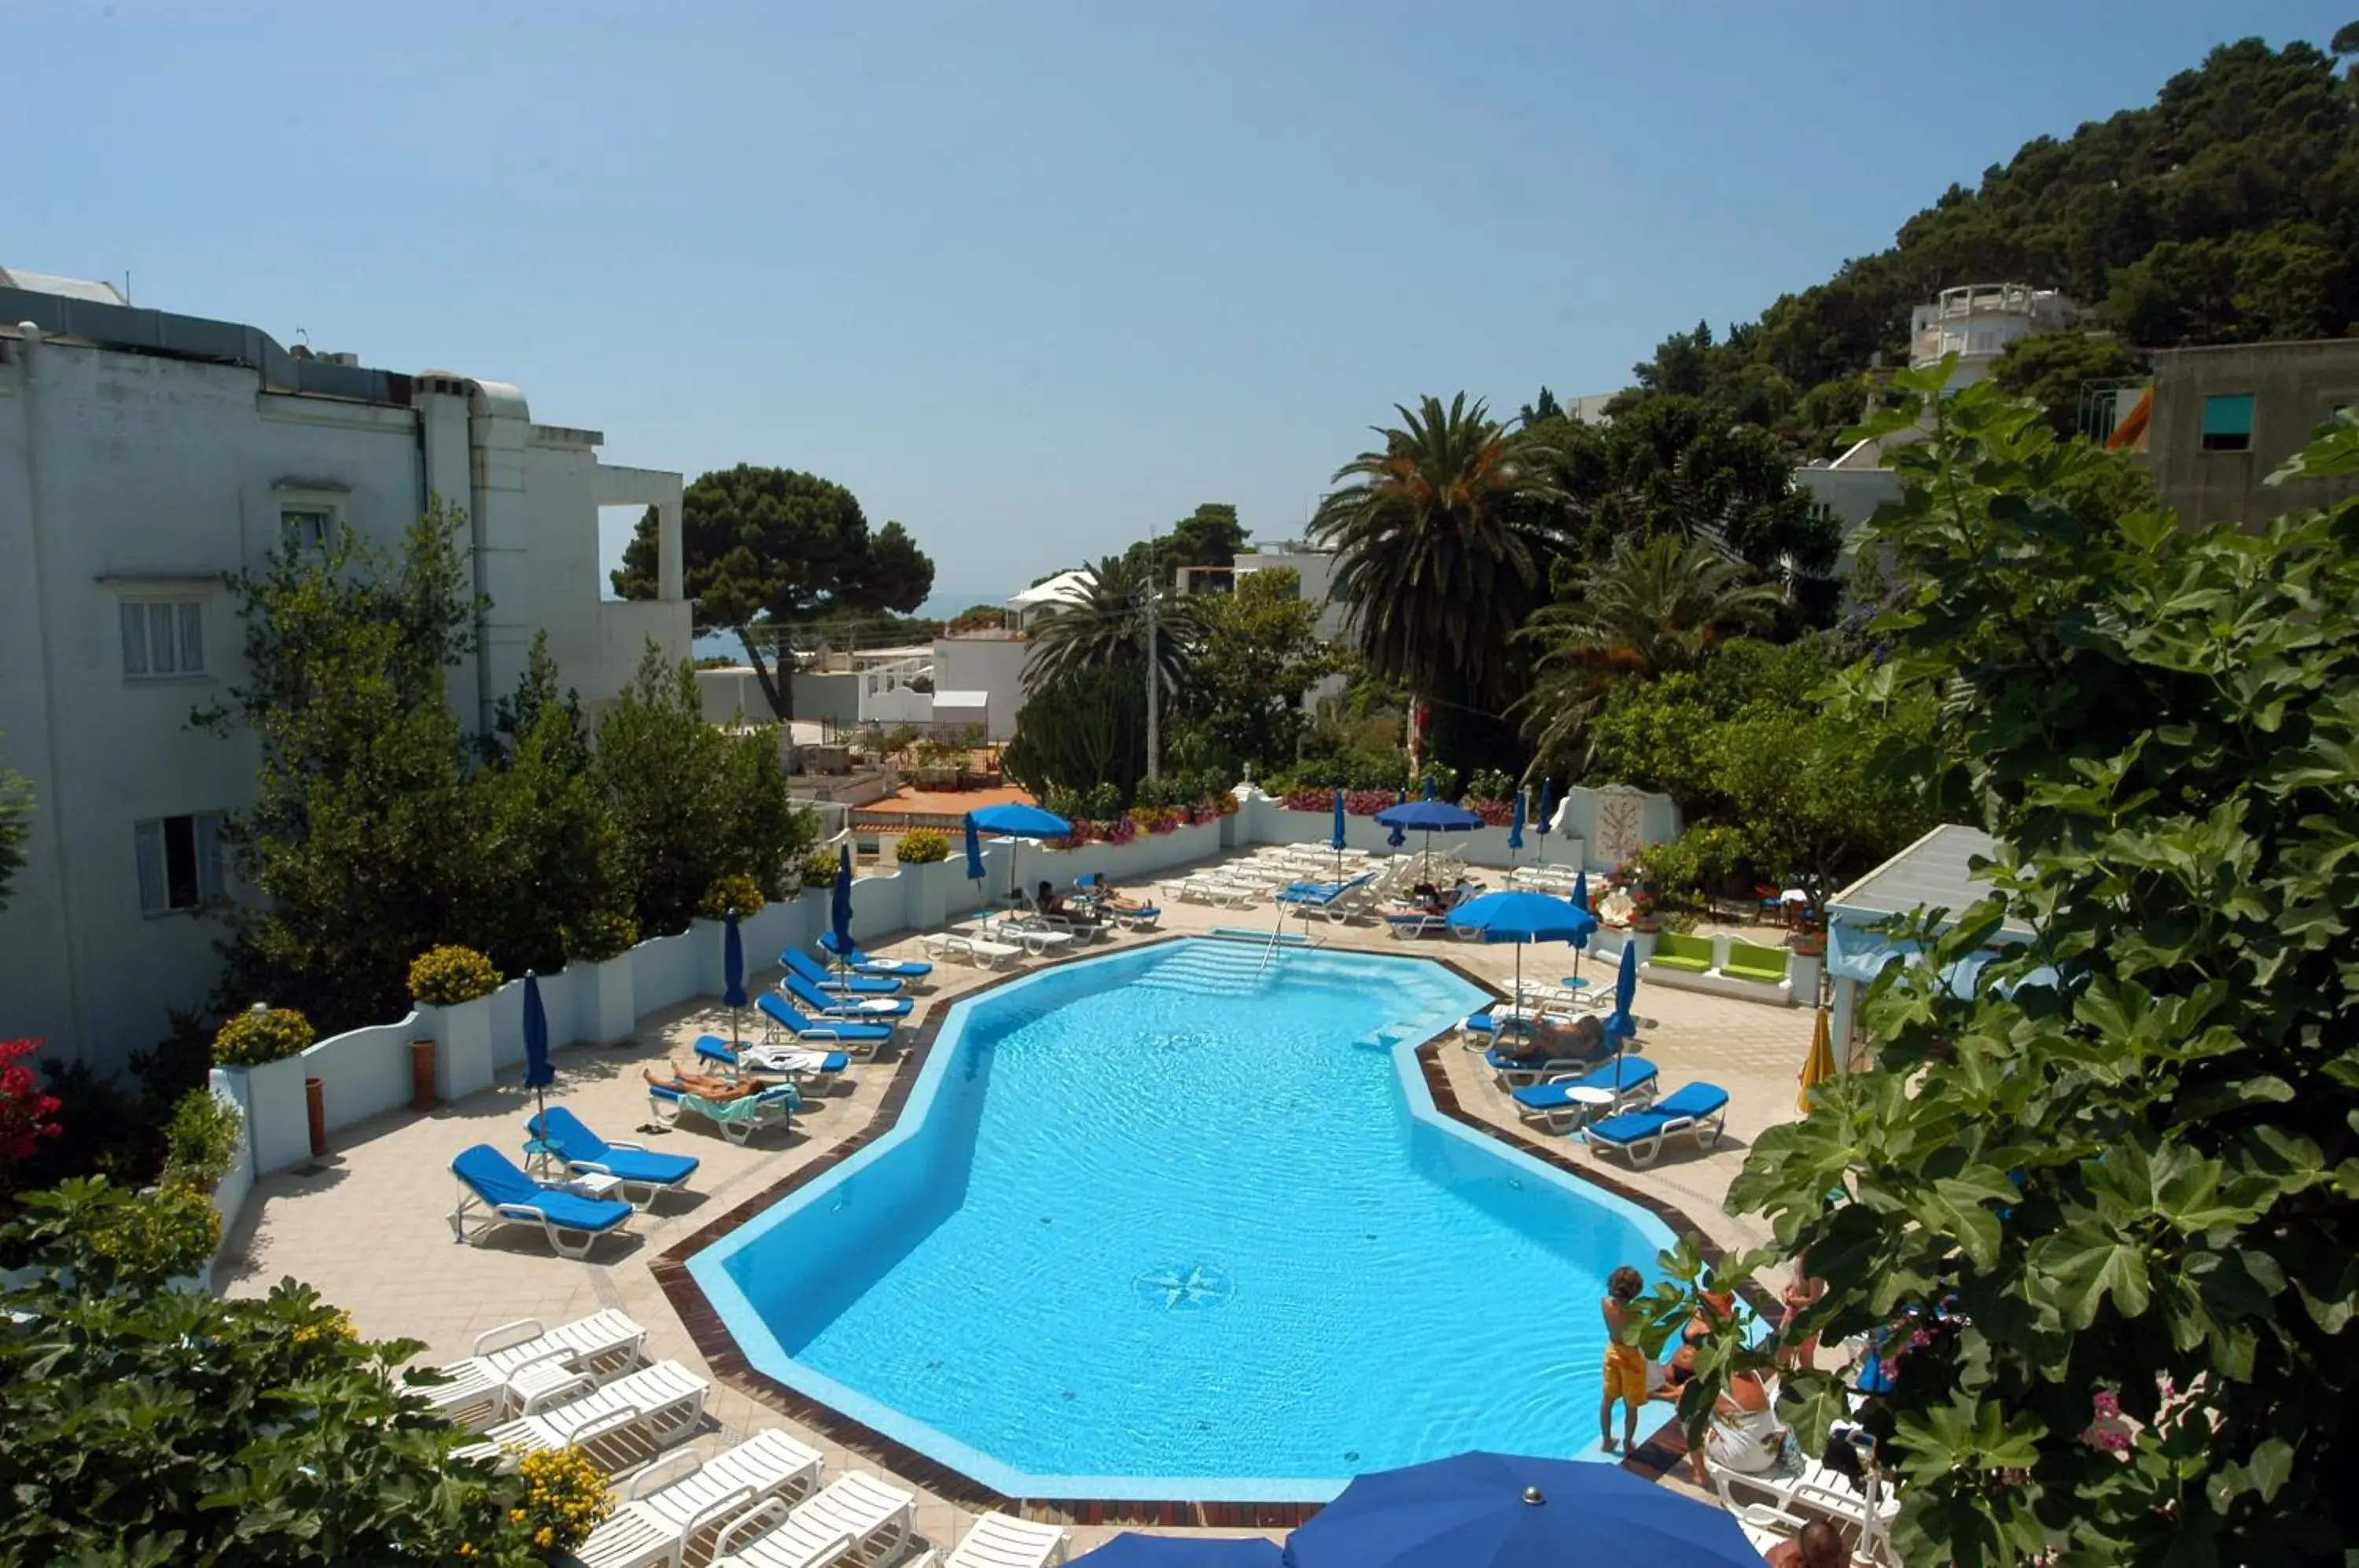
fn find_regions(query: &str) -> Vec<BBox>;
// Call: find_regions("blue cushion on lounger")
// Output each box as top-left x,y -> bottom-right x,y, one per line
783,973 -> 912,1018
1585,1082 -> 1729,1144
696,1035 -> 848,1074
451,1144 -> 632,1232
527,1106 -> 701,1187
782,948 -> 901,995
755,992 -> 893,1043
1511,1057 -> 1659,1110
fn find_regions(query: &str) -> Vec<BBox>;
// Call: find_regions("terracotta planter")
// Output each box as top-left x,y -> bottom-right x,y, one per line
409,1040 -> 438,1111
304,1077 -> 327,1158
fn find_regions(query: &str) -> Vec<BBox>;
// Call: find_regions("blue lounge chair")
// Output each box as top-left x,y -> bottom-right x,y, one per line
781,970 -> 912,1020
782,947 -> 900,996
646,1081 -> 799,1146
755,992 -> 893,1057
1511,1057 -> 1660,1132
1583,1082 -> 1730,1167
694,1033 -> 848,1084
524,1106 -> 701,1209
451,1143 -> 634,1260
833,944 -> 933,981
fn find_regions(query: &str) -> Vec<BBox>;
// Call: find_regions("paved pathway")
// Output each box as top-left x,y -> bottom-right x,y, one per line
223,847 -> 1816,1553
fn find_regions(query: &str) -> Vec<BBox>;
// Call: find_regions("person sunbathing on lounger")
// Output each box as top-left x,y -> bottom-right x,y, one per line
1091,879 -> 1152,916
642,1063 -> 768,1102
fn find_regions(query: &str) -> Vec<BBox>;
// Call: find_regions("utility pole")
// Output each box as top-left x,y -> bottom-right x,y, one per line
1143,527 -> 1161,782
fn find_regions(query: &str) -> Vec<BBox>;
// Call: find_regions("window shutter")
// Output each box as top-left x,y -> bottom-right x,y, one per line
194,814 -> 226,904
121,603 -> 149,675
2200,394 -> 2255,439
134,821 -> 167,914
149,604 -> 178,675
179,602 -> 204,674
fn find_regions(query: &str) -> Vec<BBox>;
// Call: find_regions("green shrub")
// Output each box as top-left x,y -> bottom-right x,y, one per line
562,907 -> 641,964
1463,766 -> 1516,803
2,1175 -> 221,1289
1041,786 -> 1083,822
1082,782 -> 1123,821
211,1006 -> 315,1068
895,828 -> 950,864
160,1089 -> 243,1195
797,848 -> 841,890
406,945 -> 502,1007
696,872 -> 768,919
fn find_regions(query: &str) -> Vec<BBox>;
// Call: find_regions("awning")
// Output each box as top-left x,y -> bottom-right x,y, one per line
1827,922 -> 2057,999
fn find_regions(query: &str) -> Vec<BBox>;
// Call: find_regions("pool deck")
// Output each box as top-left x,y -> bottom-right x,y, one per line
221,852 -> 1815,1553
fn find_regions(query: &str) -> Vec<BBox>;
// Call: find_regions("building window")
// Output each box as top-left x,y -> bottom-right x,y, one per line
120,600 -> 205,679
2200,393 -> 2255,452
134,812 -> 226,915
280,502 -> 338,547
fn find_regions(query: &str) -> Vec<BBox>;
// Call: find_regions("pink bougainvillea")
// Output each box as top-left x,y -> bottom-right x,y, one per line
1,1038 -> 62,1164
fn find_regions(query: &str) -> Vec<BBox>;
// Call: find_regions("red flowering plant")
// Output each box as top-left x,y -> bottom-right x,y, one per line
1103,815 -> 1138,846
1,1039 -> 62,1165
1344,789 -> 1393,816
1464,797 -> 1514,826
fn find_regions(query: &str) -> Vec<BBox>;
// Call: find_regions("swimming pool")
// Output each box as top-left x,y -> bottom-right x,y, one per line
689,939 -> 1676,1501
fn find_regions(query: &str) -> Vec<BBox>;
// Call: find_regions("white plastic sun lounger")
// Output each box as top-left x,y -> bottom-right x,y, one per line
905,1511 -> 1072,1568
712,1470 -> 917,1568
921,931 -> 1023,968
970,918 -> 1073,957
454,1359 -> 707,1474
1163,876 -> 1259,907
414,1309 -> 647,1428
574,1430 -> 827,1568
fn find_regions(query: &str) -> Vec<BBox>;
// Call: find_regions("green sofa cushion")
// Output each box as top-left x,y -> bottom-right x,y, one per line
1723,940 -> 1789,983
1650,933 -> 1714,972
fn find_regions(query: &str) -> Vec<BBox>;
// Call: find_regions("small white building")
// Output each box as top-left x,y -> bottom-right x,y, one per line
0,271 -> 689,1073
1908,283 -> 2078,388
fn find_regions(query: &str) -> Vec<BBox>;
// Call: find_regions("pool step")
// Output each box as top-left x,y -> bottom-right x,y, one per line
1135,944 -> 1279,996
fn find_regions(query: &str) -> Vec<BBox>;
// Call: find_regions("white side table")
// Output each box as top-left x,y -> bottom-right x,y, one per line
559,1172 -> 622,1202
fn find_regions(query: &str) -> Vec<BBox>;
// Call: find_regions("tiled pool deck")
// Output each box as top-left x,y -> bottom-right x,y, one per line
222,856 -> 1817,1554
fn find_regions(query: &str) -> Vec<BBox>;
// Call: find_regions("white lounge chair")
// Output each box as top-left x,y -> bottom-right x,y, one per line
921,931 -> 1023,968
574,1430 -> 827,1568
905,1512 -> 1071,1568
969,917 -> 1073,957
451,1143 -> 635,1260
454,1359 -> 708,1473
712,1470 -> 917,1568
413,1309 -> 647,1428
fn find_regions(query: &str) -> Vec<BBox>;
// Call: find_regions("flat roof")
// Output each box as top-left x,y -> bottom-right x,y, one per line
933,690 -> 988,706
1829,823 -> 2033,934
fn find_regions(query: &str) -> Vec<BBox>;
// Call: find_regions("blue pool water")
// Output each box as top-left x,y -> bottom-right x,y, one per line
690,940 -> 1676,1500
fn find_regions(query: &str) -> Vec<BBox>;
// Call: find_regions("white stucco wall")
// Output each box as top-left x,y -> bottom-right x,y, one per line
929,635 -> 1033,741
0,329 -> 686,1075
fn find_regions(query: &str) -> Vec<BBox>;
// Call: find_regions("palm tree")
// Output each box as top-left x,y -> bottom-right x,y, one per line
1514,533 -> 1786,767
1310,395 -> 1566,748
1021,554 -> 1196,696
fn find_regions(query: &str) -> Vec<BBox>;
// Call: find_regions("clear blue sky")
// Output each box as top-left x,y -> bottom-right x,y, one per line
13,2 -> 2350,611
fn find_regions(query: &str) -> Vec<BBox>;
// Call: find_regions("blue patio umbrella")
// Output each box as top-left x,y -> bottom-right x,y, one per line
1448,889 -> 1597,1010
1506,790 -> 1526,862
1568,870 -> 1592,981
723,907 -> 748,1050
1387,788 -> 1408,848
1603,937 -> 1642,1087
962,812 -> 987,882
1532,779 -> 1555,864
1375,797 -> 1485,881
1330,787 -> 1348,881
968,800 -> 1073,903
1280,1451 -> 1761,1568
1076,1535 -> 1281,1568
521,970 -> 554,1164
830,842 -> 856,960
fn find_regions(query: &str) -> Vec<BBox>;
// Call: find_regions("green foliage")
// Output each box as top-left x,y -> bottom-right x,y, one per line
1004,664 -> 1152,804
1989,329 -> 2149,439
598,642 -> 815,934
697,872 -> 768,920
1463,767 -> 1516,803
561,907 -> 640,964
159,1089 -> 242,1195
1630,823 -> 1753,902
1172,569 -> 1344,775
1682,377 -> 2359,1564
1082,781 -> 1124,821
612,466 -> 935,720
1517,534 -> 1787,771
800,848 -> 843,889
1021,553 -> 1198,698
0,1179 -> 543,1565
211,1006 -> 317,1068
895,828 -> 950,864
1312,394 -> 1565,727
407,945 -> 501,1007
0,727 -> 31,912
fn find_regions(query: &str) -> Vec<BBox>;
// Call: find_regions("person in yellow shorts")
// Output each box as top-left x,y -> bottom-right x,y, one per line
1599,1264 -> 1650,1454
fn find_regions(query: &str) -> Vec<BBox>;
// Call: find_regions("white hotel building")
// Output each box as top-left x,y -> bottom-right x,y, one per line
0,268 -> 690,1074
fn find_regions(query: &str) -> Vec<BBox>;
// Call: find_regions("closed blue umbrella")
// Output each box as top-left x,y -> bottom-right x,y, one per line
723,907 -> 748,1050
1507,790 -> 1526,860
1604,937 -> 1642,1086
1330,788 -> 1348,882
521,970 -> 554,1165
1388,787 -> 1408,848
830,842 -> 856,960
1281,1450 -> 1760,1568
1568,870 -> 1592,981
962,812 -> 987,882
1076,1535 -> 1281,1568
1533,779 -> 1555,864
1448,889 -> 1598,1008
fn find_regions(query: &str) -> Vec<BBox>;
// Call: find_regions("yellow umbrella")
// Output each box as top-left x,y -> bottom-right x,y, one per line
1797,1007 -> 1836,1114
